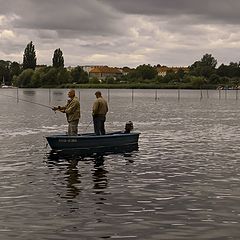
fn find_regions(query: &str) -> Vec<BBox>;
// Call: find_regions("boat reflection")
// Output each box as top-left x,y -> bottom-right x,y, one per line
47,143 -> 139,160
46,145 -> 137,202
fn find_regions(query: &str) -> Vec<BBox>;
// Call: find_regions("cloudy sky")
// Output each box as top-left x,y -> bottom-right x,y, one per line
0,0 -> 240,67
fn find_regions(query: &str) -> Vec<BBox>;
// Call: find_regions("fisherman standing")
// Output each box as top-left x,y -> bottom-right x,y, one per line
92,91 -> 108,135
52,89 -> 80,135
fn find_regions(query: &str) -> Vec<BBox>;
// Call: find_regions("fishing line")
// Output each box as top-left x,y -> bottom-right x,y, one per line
84,120 -> 93,132
1,93 -> 53,109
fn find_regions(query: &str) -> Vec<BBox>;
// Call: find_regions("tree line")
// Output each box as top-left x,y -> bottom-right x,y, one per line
1,41 -> 240,89
0,41 -> 88,88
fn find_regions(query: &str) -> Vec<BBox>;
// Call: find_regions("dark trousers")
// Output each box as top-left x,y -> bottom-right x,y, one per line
93,116 -> 106,135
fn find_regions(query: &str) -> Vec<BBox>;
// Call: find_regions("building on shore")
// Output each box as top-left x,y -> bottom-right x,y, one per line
157,66 -> 189,76
89,66 -> 122,80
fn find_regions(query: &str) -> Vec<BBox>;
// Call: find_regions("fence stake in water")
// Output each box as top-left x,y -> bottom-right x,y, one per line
200,88 -> 203,100
17,87 -> 19,103
225,89 -> 227,99
48,88 -> 51,104
78,90 -> 80,100
155,89 -> 158,101
178,88 -> 180,101
207,89 -> 209,99
218,89 -> 221,100
132,89 -> 134,102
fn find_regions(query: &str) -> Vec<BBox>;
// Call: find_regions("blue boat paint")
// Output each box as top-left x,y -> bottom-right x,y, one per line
46,131 -> 140,155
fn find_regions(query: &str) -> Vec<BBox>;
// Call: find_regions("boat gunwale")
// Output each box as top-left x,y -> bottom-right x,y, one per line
46,132 -> 140,139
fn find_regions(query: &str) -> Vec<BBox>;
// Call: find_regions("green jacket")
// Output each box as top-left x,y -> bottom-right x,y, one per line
92,97 -> 108,117
64,96 -> 80,122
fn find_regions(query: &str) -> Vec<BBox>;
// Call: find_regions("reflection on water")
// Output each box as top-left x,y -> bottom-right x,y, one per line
46,157 -> 82,200
64,159 -> 81,199
52,91 -> 63,95
1,89 -> 240,239
47,143 -> 139,160
92,156 -> 109,193
47,155 -> 110,201
23,90 -> 36,95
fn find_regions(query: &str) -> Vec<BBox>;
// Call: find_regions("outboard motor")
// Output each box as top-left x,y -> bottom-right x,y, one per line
124,121 -> 133,133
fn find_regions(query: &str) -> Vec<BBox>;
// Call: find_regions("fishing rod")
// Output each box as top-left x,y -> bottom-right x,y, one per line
84,120 -> 93,132
1,93 -> 53,109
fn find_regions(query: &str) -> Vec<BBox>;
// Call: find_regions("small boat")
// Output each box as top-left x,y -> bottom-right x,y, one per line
46,131 -> 140,156
1,84 -> 14,89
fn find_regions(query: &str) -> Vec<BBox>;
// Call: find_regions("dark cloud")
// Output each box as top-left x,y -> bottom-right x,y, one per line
0,0 -> 240,67
100,0 -> 240,24
0,0 -> 123,36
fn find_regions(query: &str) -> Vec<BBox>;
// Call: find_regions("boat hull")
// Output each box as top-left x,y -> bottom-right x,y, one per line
46,132 -> 140,155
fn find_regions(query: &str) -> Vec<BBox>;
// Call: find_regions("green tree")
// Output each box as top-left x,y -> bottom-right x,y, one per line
57,68 -> 71,84
89,77 -> 100,84
30,68 -> 45,87
42,68 -> 58,86
0,60 -> 11,84
135,64 -> 158,80
190,76 -> 206,88
70,66 -> 89,83
15,69 -> 34,87
217,64 -> 229,77
10,61 -> 21,79
105,76 -> 115,84
208,74 -> 220,84
52,48 -> 64,68
23,41 -> 37,70
201,53 -> 217,68
176,68 -> 185,80
190,54 -> 217,79
163,72 -> 177,83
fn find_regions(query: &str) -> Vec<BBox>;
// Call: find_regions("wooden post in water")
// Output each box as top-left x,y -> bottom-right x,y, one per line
218,89 -> 221,100
225,88 -> 227,99
17,87 -> 19,103
78,90 -> 80,100
132,88 -> 134,102
206,89 -> 209,99
200,88 -> 203,100
178,88 -> 180,101
107,88 -> 110,102
236,89 -> 238,100
155,89 -> 158,101
48,88 -> 51,104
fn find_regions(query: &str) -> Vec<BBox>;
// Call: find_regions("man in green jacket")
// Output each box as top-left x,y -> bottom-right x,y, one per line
52,89 -> 80,135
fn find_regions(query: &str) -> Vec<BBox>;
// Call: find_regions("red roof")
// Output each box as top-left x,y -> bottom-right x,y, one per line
89,66 -> 122,74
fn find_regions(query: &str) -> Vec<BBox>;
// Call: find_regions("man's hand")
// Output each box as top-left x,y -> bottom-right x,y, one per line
52,106 -> 61,111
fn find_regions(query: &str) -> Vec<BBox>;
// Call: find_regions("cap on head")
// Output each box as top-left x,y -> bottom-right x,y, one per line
95,91 -> 102,97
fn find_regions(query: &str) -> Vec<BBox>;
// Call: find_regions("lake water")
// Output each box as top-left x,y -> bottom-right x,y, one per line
0,88 -> 240,240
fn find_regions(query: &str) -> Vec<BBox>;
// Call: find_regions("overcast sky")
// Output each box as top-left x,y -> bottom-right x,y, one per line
0,0 -> 240,67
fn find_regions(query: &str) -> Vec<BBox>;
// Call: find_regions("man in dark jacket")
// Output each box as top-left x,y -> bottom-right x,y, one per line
92,91 -> 108,135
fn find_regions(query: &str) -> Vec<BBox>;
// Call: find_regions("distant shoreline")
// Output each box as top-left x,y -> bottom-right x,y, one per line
2,83 -> 235,90
37,83 -> 220,90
